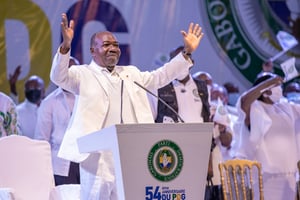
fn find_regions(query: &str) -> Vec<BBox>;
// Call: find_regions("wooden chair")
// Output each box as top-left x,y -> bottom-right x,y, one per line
218,159 -> 264,200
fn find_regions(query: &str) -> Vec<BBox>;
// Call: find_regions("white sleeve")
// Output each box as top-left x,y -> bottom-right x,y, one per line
34,99 -> 53,141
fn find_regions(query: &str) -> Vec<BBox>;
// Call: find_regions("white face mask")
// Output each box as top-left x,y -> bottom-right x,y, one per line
269,86 -> 283,103
286,92 -> 300,104
228,93 -> 239,106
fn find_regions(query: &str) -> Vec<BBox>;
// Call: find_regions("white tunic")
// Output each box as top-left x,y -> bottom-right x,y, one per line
234,99 -> 300,200
16,99 -> 38,138
34,88 -> 74,176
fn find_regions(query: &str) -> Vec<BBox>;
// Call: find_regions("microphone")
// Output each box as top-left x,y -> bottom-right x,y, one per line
133,81 -> 185,123
120,79 -> 124,124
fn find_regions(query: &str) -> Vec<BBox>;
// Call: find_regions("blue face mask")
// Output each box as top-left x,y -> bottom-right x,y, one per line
228,93 -> 239,106
286,92 -> 300,104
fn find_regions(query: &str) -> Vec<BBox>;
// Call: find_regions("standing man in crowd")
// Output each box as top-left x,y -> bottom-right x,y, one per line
34,57 -> 81,186
16,75 -> 45,138
8,66 -> 46,139
154,45 -> 210,123
153,47 -> 223,199
51,13 -> 204,199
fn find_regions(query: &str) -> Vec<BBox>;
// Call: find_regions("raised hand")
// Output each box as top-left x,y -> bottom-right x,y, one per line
9,65 -> 21,95
180,23 -> 204,53
60,13 -> 74,52
269,75 -> 284,87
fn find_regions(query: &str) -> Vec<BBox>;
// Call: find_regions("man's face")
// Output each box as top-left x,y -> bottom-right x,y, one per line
210,87 -> 229,105
91,32 -> 121,68
24,76 -> 45,105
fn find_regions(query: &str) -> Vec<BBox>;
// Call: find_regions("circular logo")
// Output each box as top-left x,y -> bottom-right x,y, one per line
200,0 -> 300,84
147,140 -> 183,182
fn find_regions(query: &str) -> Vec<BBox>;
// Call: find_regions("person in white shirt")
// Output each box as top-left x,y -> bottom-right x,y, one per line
234,72 -> 300,200
206,83 -> 233,200
35,56 -> 80,185
210,84 -> 237,159
154,46 -> 211,123
286,0 -> 300,25
51,13 -> 204,200
16,75 -> 45,138
154,47 -> 231,200
35,86 -> 80,185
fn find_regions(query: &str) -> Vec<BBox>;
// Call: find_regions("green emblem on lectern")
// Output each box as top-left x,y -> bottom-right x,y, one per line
147,140 -> 183,182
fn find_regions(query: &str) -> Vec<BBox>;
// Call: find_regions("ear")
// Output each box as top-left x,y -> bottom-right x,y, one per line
266,90 -> 272,95
262,93 -> 269,98
262,90 -> 271,98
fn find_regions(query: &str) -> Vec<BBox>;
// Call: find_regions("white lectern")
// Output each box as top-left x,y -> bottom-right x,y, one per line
77,123 -> 213,200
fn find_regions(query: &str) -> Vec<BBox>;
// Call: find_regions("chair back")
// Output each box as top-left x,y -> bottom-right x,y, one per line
0,135 -> 55,200
218,159 -> 264,200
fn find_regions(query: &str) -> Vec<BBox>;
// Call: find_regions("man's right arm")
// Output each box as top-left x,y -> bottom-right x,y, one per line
50,13 -> 78,93
59,13 -> 73,54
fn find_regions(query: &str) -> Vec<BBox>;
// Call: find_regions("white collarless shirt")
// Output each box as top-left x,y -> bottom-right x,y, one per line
173,77 -> 204,123
100,68 -> 137,128
16,99 -> 39,139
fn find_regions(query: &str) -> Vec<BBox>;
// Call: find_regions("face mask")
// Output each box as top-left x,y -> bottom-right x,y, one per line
286,92 -> 300,104
269,86 -> 283,103
210,100 -> 218,107
25,89 -> 42,104
228,93 -> 239,106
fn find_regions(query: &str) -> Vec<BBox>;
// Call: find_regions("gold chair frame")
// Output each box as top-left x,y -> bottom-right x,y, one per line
219,159 -> 264,200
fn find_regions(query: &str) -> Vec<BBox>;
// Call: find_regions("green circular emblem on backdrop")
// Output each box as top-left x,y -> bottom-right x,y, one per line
200,0 -> 300,84
148,140 -> 183,182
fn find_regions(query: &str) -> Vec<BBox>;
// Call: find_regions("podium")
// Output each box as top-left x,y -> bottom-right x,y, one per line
77,123 -> 213,200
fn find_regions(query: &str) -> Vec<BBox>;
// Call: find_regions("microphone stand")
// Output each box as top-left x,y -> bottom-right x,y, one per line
134,81 -> 185,123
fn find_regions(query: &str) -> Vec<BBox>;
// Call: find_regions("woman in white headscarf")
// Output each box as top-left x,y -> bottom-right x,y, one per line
234,72 -> 300,200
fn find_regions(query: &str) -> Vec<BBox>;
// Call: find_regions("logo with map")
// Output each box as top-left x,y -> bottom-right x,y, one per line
147,140 -> 183,182
200,0 -> 300,84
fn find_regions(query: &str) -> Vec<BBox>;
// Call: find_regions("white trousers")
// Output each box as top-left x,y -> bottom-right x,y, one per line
256,172 -> 296,200
80,152 -> 118,200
